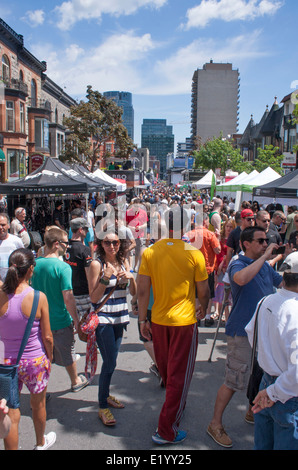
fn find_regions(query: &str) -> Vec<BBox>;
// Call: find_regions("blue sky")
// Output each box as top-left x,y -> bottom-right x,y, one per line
1,0 -> 297,150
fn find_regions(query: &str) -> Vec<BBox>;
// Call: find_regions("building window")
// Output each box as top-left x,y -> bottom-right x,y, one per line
7,149 -> 26,181
2,55 -> 10,82
35,118 -> 49,149
6,101 -> 15,132
57,133 -> 64,156
20,102 -> 25,133
289,129 -> 296,152
31,79 -> 37,107
19,70 -> 24,82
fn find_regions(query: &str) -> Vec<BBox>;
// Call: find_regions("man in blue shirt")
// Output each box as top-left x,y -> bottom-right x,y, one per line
207,226 -> 283,448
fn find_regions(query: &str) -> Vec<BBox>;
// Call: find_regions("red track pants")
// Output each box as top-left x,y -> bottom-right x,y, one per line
151,322 -> 198,441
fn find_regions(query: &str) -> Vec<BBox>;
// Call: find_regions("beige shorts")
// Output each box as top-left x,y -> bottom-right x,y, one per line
224,335 -> 252,392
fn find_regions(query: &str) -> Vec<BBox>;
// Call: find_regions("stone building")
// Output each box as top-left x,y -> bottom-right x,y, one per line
0,18 -> 76,182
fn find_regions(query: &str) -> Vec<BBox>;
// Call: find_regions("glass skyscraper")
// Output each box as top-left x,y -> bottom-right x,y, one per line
141,119 -> 174,177
103,91 -> 134,141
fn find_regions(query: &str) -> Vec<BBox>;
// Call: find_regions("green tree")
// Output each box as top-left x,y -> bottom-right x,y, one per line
254,145 -> 284,175
62,86 -> 135,171
192,135 -> 253,175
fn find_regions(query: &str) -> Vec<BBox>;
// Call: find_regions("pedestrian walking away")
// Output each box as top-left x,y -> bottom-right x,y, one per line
137,206 -> 210,445
0,248 -> 55,450
31,227 -> 88,394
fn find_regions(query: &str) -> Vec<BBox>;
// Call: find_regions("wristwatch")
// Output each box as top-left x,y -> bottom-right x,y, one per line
99,276 -> 110,286
138,320 -> 147,324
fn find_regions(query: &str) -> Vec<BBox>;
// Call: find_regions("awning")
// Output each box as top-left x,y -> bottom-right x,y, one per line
0,149 -> 5,162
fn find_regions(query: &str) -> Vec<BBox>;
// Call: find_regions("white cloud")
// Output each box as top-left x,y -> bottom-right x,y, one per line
31,28 -> 271,99
143,30 -> 270,95
22,9 -> 45,27
31,31 -> 157,96
54,0 -> 167,31
182,0 -> 283,29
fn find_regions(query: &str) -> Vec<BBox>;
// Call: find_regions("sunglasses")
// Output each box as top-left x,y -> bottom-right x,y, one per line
58,240 -> 69,247
253,238 -> 269,245
245,217 -> 255,221
103,240 -> 120,247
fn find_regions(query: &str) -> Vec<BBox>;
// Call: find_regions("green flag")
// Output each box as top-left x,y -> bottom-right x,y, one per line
210,172 -> 216,199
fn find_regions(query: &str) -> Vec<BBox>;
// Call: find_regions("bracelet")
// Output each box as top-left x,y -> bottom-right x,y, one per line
138,320 -> 147,324
99,277 -> 110,286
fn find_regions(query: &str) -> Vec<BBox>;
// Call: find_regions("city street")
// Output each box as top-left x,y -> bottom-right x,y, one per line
0,311 -> 254,452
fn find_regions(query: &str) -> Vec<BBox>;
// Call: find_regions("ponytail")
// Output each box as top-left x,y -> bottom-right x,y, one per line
2,248 -> 35,295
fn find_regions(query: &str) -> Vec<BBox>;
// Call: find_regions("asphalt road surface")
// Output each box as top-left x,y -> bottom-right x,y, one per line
1,312 -> 255,453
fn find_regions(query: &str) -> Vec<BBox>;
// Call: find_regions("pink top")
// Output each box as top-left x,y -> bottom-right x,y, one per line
0,286 -> 45,361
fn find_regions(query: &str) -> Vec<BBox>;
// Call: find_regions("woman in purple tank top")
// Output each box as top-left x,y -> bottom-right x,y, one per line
0,248 -> 55,450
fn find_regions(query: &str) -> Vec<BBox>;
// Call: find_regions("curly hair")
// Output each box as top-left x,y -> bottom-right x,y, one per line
95,234 -> 126,264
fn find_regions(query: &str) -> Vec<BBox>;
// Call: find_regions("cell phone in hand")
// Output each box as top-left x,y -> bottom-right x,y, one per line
273,245 -> 286,255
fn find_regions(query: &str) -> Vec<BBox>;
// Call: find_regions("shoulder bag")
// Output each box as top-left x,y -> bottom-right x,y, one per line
0,290 -> 40,408
78,283 -> 118,343
246,296 -> 266,406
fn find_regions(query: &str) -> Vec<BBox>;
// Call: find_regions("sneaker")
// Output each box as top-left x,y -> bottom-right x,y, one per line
34,432 -> 56,450
207,424 -> 232,448
204,318 -> 215,327
152,430 -> 187,445
149,363 -> 160,377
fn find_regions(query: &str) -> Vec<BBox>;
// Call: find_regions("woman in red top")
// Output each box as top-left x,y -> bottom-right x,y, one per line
212,219 -> 236,320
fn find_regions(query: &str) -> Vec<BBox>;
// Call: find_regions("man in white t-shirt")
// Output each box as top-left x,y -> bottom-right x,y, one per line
9,207 -> 31,248
0,213 -> 24,281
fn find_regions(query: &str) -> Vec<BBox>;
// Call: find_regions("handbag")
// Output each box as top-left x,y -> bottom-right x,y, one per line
0,290 -> 40,407
246,296 -> 266,406
78,283 -> 118,343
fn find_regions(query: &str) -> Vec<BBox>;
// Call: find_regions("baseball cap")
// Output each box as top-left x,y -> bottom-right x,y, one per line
279,252 -> 298,273
70,217 -> 90,231
241,209 -> 254,218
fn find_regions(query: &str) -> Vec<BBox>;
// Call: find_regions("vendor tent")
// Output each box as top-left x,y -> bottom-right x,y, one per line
253,168 -> 298,206
0,158 -> 109,195
93,168 -> 126,191
192,169 -> 215,189
72,164 -> 117,190
216,171 -> 248,193
240,167 -> 281,193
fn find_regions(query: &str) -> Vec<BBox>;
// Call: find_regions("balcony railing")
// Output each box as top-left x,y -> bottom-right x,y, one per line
0,76 -> 28,95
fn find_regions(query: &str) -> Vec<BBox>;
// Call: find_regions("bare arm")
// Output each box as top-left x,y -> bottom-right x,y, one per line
62,289 -> 79,331
136,273 -> 152,341
196,279 -> 210,320
39,292 -> 53,362
87,260 -> 109,304
233,243 -> 279,286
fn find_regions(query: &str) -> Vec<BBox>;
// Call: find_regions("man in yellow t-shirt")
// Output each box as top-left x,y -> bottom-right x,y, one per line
137,207 -> 210,445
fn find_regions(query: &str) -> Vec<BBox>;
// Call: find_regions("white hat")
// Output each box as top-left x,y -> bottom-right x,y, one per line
161,199 -> 168,204
280,252 -> 298,274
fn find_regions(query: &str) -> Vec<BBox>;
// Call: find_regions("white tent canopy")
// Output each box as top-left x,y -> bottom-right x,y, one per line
240,167 -> 281,192
93,168 -> 126,191
216,171 -> 248,192
192,169 -> 215,189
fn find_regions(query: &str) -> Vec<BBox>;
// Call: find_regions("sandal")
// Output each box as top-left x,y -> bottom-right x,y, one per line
107,395 -> 125,409
99,408 -> 116,426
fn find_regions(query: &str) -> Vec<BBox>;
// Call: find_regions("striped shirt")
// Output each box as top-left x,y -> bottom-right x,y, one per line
92,258 -> 130,326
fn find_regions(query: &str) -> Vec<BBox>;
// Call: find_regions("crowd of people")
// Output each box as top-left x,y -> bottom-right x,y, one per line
0,186 -> 298,450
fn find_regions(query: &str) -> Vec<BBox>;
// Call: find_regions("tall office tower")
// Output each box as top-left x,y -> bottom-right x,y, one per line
141,119 -> 174,177
103,91 -> 134,141
191,61 -> 240,146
